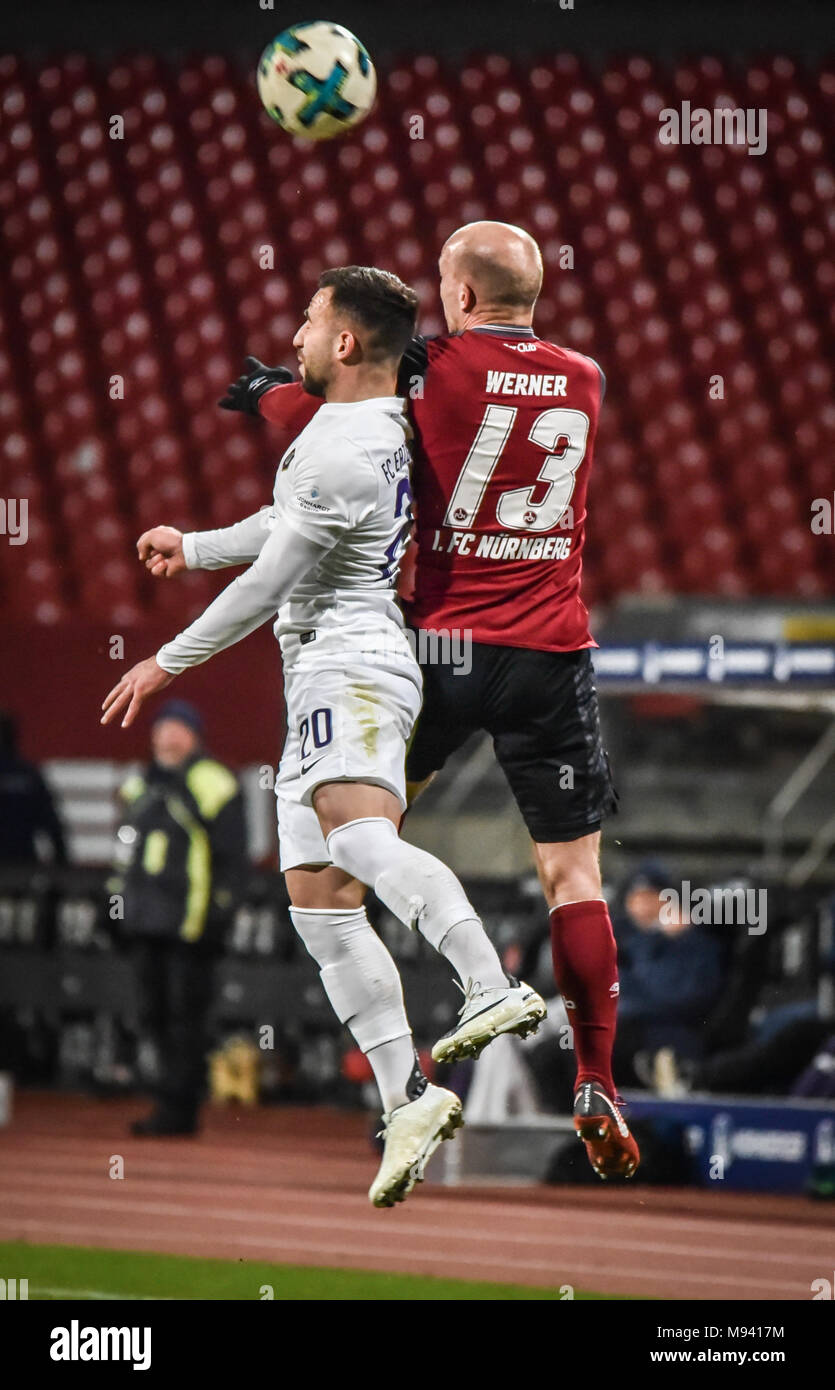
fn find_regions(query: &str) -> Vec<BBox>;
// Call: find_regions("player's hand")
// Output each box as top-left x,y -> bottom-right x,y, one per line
101,657 -> 174,730
137,526 -> 187,578
218,356 -> 294,415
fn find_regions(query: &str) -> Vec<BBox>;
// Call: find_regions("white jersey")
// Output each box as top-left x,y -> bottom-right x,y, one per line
270,396 -> 412,649
158,395 -> 415,674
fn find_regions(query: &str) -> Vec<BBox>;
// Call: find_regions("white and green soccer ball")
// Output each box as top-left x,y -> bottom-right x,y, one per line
257,20 -> 377,140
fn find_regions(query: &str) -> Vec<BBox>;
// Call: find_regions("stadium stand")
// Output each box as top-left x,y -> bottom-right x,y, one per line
1,51 -> 833,627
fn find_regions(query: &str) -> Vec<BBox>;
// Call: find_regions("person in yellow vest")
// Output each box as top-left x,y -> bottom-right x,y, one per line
116,701 -> 247,1135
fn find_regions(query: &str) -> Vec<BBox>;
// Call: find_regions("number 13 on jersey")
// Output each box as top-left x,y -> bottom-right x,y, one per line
443,405 -> 590,533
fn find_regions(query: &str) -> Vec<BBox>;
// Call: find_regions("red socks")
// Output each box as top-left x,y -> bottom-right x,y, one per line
549,899 -> 618,1096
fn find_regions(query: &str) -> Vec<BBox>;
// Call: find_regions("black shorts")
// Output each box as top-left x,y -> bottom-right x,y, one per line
405,640 -> 618,843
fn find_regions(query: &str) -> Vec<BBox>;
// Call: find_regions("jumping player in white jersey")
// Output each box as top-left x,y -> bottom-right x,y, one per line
101,267 -> 545,1207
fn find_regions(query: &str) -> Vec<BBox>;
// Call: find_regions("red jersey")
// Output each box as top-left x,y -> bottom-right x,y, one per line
259,324 -> 604,652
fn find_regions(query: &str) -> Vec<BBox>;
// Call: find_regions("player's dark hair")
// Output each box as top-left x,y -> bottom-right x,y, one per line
318,266 -> 418,362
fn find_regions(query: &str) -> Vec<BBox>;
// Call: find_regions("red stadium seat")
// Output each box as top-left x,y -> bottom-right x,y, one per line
2,50 -> 831,618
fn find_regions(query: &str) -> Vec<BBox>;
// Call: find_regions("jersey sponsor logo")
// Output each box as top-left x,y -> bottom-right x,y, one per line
485,370 -> 567,396
293,494 -> 330,513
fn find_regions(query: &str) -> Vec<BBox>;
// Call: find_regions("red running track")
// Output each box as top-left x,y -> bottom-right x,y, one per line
0,1092 -> 831,1300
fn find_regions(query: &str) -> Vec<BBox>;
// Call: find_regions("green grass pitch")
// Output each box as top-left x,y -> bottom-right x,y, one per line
0,1241 -> 623,1301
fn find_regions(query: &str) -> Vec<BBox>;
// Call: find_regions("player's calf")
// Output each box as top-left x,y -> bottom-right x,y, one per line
325,815 -> 506,984
325,815 -> 547,1062
290,904 -> 422,1114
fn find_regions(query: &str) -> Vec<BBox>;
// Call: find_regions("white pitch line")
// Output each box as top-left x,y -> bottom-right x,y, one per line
29,1286 -> 173,1302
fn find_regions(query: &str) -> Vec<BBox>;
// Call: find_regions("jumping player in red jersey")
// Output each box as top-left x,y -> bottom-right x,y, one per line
152,225 -> 638,1180
403,223 -> 639,1178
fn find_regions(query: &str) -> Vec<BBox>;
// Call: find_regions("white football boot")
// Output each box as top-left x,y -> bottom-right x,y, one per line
431,975 -> 547,1064
369,1081 -> 463,1208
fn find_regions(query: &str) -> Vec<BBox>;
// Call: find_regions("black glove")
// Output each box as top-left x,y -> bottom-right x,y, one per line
218,357 -> 294,415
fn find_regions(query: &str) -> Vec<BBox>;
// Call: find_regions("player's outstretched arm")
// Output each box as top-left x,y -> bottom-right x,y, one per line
101,517 -> 332,729
101,657 -> 174,730
153,518 -> 331,672
139,510 -> 277,578
137,526 -> 187,578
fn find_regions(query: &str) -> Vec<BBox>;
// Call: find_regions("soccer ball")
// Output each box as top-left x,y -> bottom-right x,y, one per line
257,20 -> 377,141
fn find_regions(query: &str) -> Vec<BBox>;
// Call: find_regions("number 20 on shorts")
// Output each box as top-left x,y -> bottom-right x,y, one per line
299,708 -> 333,762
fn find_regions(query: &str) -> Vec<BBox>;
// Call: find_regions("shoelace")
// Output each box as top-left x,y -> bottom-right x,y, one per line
453,977 -> 483,1016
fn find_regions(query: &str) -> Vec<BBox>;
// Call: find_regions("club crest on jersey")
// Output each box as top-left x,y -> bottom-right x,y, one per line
280,448 -> 295,471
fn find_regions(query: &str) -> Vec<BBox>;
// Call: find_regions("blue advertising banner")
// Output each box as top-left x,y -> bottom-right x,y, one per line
592,643 -> 835,686
622,1091 -> 835,1193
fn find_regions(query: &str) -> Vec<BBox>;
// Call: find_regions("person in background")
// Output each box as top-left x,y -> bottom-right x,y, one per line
0,711 -> 67,866
653,1005 -> 834,1098
115,700 -> 247,1136
613,862 -> 672,962
612,862 -> 725,1087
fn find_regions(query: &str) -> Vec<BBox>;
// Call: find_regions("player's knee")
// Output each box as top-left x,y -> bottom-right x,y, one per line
289,906 -> 364,964
537,839 -> 602,907
325,817 -> 399,885
285,867 -> 367,912
326,816 -> 477,946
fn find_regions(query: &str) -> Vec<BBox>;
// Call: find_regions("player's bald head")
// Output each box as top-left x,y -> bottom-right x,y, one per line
440,221 -> 543,321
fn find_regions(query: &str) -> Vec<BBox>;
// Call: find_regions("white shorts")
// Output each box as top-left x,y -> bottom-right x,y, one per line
275,646 -> 422,871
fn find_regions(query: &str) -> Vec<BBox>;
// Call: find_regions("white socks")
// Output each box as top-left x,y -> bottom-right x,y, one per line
326,817 -> 506,988
290,819 -> 512,1112
367,1035 -> 422,1114
437,918 -> 507,990
289,905 -> 418,1113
